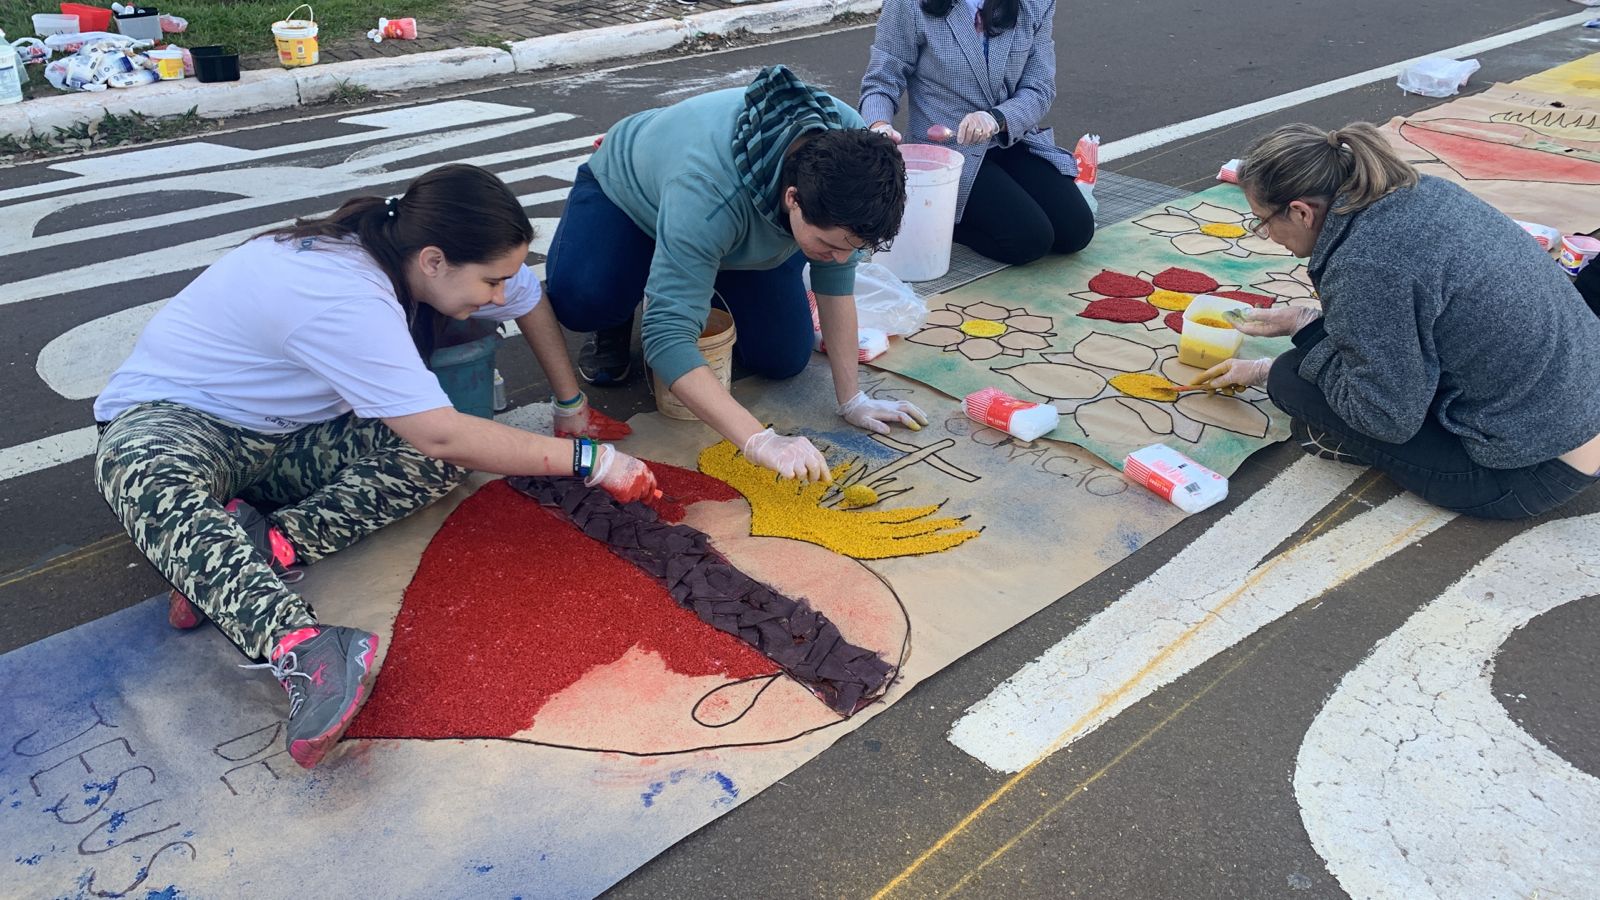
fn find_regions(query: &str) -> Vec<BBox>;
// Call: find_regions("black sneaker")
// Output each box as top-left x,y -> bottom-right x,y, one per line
243,625 -> 379,769
578,320 -> 634,386
1291,418 -> 1372,466
168,499 -> 300,630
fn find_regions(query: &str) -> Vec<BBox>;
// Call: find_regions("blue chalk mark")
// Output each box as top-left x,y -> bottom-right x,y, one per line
641,770 -> 739,809
142,886 -> 182,900
181,830 -> 194,839
706,772 -> 739,808
83,796 -> 101,806
106,809 -> 129,833
15,854 -> 42,865
83,779 -> 116,792
8,800 -> 20,809
466,862 -> 494,875
640,780 -> 667,808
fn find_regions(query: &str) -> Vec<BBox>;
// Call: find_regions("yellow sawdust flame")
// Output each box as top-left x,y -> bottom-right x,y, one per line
698,441 -> 981,560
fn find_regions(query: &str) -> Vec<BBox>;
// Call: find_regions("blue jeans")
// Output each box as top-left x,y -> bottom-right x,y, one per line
1267,328 -> 1598,520
544,164 -> 814,381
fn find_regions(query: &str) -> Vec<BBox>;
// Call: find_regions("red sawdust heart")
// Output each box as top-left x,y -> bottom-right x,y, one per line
1079,297 -> 1159,323
1214,290 -> 1277,309
347,467 -> 776,740
1150,267 -> 1219,295
1164,311 -> 1185,333
1087,270 -> 1155,298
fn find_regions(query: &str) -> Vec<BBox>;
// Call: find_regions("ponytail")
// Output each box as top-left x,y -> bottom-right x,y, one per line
1238,122 -> 1417,215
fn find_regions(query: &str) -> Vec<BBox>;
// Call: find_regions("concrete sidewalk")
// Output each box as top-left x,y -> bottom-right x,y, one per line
0,0 -> 879,140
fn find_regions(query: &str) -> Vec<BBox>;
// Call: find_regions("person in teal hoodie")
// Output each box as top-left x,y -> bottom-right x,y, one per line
545,66 -> 929,483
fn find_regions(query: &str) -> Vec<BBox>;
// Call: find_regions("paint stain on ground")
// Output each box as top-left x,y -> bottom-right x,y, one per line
142,888 -> 182,900
466,862 -> 494,875
348,465 -> 777,740
640,770 -> 740,809
15,854 -> 42,865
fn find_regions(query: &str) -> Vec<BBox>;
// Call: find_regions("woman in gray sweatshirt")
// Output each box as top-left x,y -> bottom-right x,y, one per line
1193,121 -> 1600,519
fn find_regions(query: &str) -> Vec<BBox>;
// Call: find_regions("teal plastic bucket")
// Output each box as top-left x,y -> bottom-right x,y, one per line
427,333 -> 499,419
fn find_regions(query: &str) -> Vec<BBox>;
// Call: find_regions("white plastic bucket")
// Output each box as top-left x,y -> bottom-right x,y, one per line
652,307 -> 737,421
874,143 -> 964,283
1178,294 -> 1250,369
272,4 -> 318,67
32,13 -> 80,36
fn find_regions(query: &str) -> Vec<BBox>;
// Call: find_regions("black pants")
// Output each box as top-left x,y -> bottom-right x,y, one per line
1577,260 -> 1600,318
953,143 -> 1095,265
1266,329 -> 1597,520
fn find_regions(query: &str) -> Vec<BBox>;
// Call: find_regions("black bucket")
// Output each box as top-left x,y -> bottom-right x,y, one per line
192,46 -> 241,83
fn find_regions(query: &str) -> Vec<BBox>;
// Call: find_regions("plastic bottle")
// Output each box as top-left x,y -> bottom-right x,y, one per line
1123,444 -> 1228,514
0,31 -> 25,106
964,387 -> 1060,441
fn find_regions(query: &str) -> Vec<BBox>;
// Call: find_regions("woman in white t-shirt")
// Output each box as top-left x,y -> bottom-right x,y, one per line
94,164 -> 657,770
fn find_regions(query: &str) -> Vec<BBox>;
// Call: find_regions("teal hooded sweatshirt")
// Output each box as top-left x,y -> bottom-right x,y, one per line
587,67 -> 866,388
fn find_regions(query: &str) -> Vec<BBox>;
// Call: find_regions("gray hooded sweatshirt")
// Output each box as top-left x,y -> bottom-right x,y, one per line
1298,175 -> 1600,469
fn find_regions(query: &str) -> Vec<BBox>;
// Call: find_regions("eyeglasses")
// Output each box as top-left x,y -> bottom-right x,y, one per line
1244,207 -> 1284,239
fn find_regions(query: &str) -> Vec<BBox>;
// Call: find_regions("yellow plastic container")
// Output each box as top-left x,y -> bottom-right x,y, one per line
272,4 -> 319,67
1178,294 -> 1250,369
652,308 -> 737,421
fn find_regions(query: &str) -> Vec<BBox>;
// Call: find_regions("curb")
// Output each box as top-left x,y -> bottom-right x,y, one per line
0,0 -> 880,141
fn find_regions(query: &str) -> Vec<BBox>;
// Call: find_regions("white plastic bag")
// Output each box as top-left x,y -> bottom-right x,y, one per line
1396,57 -> 1480,97
848,261 -> 927,335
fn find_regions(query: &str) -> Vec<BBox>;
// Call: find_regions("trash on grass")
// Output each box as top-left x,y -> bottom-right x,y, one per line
42,32 -> 157,91
367,17 -> 417,42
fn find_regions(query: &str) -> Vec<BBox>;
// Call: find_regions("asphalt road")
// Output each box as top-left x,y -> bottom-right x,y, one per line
2,1 -> 1597,896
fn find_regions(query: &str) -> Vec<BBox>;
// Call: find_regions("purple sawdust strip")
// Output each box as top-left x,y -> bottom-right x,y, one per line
505,476 -> 896,715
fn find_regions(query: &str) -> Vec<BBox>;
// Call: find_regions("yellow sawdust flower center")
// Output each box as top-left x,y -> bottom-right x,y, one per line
1199,223 -> 1247,239
959,319 -> 1006,338
839,484 -> 879,509
697,441 -> 980,560
1109,373 -> 1181,402
1147,289 -> 1195,311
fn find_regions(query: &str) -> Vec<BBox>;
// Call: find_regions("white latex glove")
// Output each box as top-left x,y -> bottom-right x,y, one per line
837,390 -> 929,435
1227,305 -> 1322,338
585,444 -> 659,503
868,120 -> 903,144
957,110 -> 1000,144
551,392 -> 632,440
1191,357 -> 1273,390
742,428 -> 831,483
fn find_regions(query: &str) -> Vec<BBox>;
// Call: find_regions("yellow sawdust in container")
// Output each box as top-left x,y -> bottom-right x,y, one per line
839,484 -> 879,509
1190,315 -> 1234,329
697,441 -> 980,560
1199,222 -> 1247,238
959,319 -> 1006,338
1109,372 -> 1181,402
1148,289 -> 1195,311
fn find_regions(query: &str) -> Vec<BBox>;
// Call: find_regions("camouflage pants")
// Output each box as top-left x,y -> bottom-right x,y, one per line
95,402 -> 465,659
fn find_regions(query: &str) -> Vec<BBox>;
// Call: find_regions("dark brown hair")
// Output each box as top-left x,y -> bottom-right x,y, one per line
1239,122 -> 1418,215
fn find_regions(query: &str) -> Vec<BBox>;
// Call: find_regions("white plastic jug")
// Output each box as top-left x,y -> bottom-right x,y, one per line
874,144 -> 964,282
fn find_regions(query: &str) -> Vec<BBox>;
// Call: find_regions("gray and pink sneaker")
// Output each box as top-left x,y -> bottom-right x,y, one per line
244,625 -> 379,769
168,499 -> 300,630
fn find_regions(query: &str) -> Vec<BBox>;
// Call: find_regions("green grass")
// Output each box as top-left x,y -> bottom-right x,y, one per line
1,0 -> 452,64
